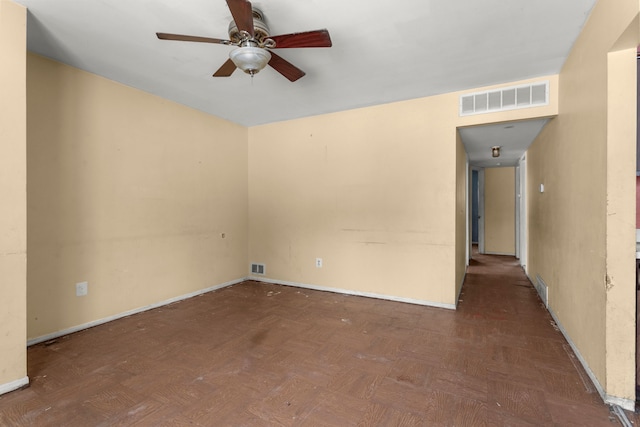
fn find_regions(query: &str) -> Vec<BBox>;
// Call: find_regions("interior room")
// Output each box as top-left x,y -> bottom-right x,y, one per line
1,0 -> 639,423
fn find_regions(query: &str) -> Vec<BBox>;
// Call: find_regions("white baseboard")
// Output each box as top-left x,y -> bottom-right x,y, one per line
546,305 -> 635,411
0,376 -> 29,396
27,277 -> 247,346
606,394 -> 635,412
28,275 -> 456,348
484,251 -> 516,256
248,276 -> 456,310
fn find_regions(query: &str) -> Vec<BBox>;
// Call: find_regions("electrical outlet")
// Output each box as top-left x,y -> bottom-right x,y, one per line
76,281 -> 88,297
316,258 -> 323,268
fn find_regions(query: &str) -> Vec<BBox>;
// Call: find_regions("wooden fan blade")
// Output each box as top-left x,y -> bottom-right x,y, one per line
270,29 -> 332,49
226,0 -> 254,37
268,51 -> 305,82
213,58 -> 237,77
156,33 -> 231,45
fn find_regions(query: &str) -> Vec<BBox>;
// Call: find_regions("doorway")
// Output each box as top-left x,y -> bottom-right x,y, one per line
472,170 -> 479,244
460,119 -> 547,265
471,167 -> 485,255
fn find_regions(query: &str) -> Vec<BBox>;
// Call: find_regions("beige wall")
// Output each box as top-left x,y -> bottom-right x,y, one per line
606,45 -> 637,404
0,0 -> 27,390
27,54 -> 249,340
248,97 -> 459,306
248,77 -> 556,307
484,167 -> 516,255
455,131 -> 467,299
527,0 -> 638,404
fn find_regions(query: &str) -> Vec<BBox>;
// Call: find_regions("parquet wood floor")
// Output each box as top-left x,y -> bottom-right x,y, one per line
0,252 -> 630,425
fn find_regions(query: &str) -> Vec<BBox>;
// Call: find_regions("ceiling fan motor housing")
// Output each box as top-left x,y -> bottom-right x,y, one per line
228,8 -> 270,44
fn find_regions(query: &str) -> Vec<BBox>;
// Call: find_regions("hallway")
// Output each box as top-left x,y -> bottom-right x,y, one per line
0,253 -> 630,425
460,251 -> 620,424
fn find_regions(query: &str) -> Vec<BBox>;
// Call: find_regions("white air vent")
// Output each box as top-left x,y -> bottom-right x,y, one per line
535,274 -> 549,307
460,81 -> 549,116
251,263 -> 265,275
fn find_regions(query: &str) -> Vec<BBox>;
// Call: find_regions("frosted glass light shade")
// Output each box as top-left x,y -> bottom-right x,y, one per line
229,47 -> 271,75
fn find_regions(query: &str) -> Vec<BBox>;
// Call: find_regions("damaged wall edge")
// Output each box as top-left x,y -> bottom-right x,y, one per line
527,271 -> 634,411
545,298 -> 635,411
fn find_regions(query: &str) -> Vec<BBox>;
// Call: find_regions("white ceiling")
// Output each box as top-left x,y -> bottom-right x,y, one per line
16,0 -> 596,129
459,118 -> 550,168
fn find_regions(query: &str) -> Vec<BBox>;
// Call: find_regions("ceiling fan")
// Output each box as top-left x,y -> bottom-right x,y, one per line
156,0 -> 332,82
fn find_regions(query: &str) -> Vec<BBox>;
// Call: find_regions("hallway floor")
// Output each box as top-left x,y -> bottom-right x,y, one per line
0,253 -> 631,425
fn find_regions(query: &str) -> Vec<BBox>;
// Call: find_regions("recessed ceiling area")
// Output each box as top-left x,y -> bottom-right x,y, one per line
13,0 -> 596,127
459,118 -> 551,168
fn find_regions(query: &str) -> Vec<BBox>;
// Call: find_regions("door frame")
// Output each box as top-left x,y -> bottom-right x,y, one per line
469,166 -> 485,256
516,154 -> 527,269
